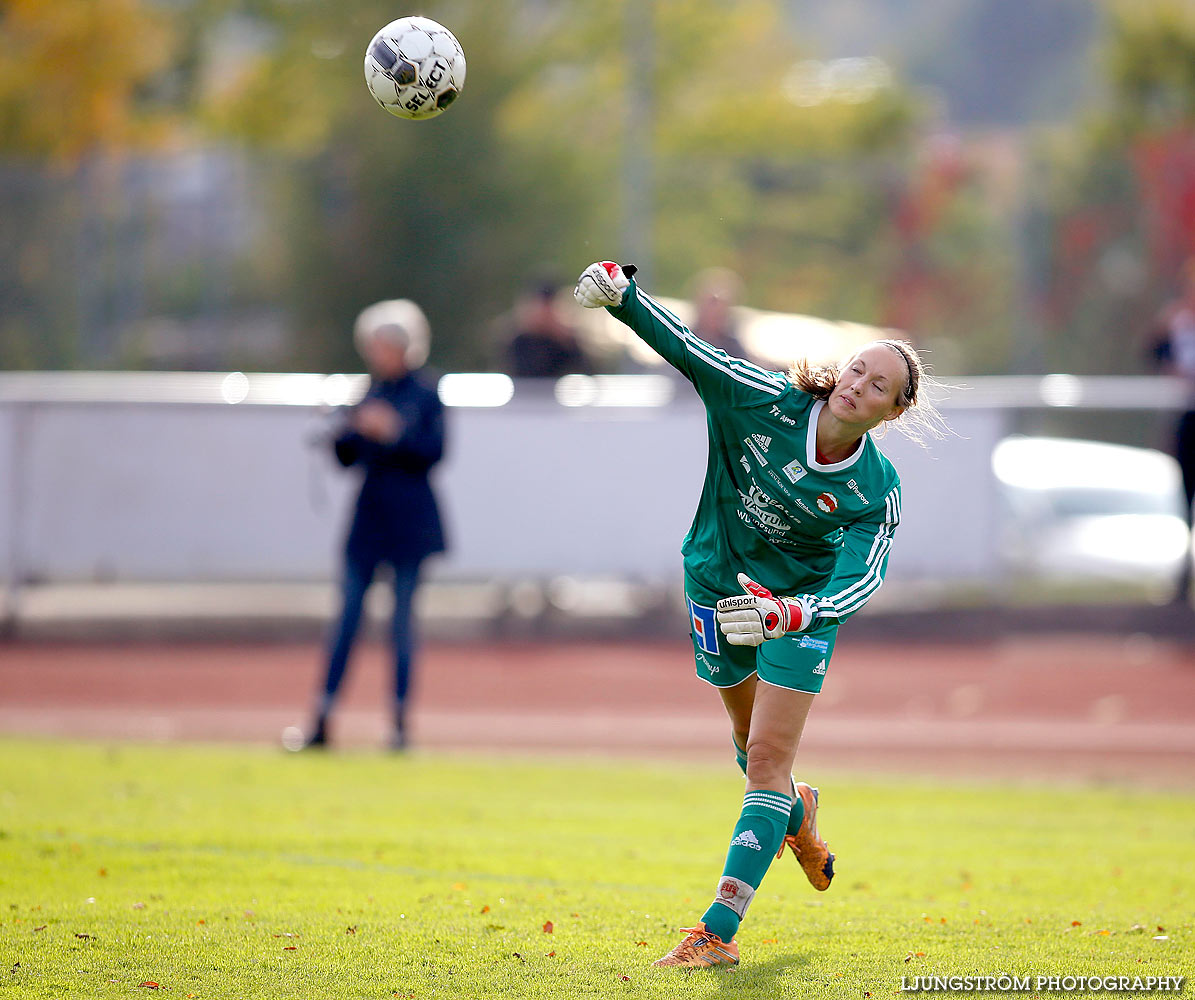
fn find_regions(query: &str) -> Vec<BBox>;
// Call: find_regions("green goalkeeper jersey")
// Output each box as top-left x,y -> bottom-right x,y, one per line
608,280 -> 901,626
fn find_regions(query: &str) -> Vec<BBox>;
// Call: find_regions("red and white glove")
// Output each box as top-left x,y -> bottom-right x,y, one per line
574,261 -> 637,309
716,572 -> 817,646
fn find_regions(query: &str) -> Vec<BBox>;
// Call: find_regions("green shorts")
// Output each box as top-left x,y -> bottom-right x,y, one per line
684,574 -> 838,694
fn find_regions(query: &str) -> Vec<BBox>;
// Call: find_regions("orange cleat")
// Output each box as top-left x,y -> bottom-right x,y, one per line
651,923 -> 740,968
776,782 -> 835,891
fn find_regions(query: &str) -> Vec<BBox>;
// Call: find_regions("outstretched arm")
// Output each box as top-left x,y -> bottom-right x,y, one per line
574,261 -> 788,407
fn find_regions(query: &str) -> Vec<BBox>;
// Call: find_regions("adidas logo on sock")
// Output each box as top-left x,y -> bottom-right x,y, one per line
730,828 -> 762,851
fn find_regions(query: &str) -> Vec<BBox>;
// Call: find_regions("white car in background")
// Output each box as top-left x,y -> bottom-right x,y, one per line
992,436 -> 1191,584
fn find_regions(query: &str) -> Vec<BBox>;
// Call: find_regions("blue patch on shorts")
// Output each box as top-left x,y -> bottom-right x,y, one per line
797,635 -> 829,653
687,595 -> 721,655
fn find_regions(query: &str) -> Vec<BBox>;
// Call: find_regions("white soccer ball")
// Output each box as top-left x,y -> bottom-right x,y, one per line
364,16 -> 466,121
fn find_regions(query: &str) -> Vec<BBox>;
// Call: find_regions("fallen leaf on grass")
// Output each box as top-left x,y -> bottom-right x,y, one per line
760,938 -> 778,945
33,926 -> 46,932
346,926 -> 357,935
283,946 -> 297,951
1071,921 -> 1082,927
137,982 -> 159,990
479,905 -> 490,914
547,951 -> 556,957
196,919 -> 205,925
75,933 -> 91,940
620,975 -> 630,981
543,921 -> 553,934
512,953 -> 524,963
98,869 -> 107,877
635,942 -> 647,948
452,883 -> 467,891
1158,925 -> 1165,932
1098,929 -> 1110,936
132,902 -> 146,910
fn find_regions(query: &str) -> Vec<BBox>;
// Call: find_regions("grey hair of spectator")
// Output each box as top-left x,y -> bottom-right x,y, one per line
353,299 -> 431,370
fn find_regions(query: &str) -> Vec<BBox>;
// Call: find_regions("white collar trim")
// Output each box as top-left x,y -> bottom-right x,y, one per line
806,399 -> 865,472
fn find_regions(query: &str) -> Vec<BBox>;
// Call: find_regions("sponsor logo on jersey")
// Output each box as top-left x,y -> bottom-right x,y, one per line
687,596 -> 721,655
798,635 -> 829,653
816,492 -> 838,514
813,659 -> 827,675
846,478 -> 870,504
744,436 -> 769,466
695,651 -> 719,675
794,497 -> 820,518
770,404 -> 797,427
763,468 -> 795,499
739,454 -> 751,473
738,484 -> 793,532
782,458 -> 808,484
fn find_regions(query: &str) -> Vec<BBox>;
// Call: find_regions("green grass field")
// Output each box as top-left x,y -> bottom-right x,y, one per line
1,738 -> 1191,998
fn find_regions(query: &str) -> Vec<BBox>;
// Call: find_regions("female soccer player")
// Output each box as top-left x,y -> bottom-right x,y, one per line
575,260 -> 938,969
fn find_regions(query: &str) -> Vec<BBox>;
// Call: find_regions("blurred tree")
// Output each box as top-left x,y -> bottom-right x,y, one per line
1031,0 -> 1195,375
0,0 -> 177,159
0,0 -> 1014,373
0,0 -> 181,368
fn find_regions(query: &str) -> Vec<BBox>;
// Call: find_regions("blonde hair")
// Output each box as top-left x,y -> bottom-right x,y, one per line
353,299 -> 430,370
789,339 -> 948,446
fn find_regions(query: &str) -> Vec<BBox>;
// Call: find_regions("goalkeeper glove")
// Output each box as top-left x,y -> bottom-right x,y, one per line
716,572 -> 817,646
574,261 -> 637,309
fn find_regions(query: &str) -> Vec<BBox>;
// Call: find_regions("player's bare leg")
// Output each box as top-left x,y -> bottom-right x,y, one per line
741,681 -> 835,889
718,673 -> 757,763
742,680 -> 813,792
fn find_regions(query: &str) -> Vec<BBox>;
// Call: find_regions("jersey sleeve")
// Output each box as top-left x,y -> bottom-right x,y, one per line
607,280 -> 789,408
811,481 -> 901,625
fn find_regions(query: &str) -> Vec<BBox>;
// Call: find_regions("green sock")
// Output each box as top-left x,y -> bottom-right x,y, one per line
732,743 -> 804,837
786,778 -> 806,837
701,789 -> 791,943
732,735 -> 748,775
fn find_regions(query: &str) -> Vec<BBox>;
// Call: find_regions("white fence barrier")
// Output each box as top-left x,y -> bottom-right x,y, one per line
1,373 -> 1187,623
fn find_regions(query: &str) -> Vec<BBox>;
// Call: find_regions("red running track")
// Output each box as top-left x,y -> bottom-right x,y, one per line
1,636 -> 1193,785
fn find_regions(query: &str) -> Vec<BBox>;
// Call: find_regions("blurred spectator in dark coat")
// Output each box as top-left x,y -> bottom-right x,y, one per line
499,276 -> 593,378
297,299 -> 446,750
1149,258 -> 1195,604
689,267 -> 751,360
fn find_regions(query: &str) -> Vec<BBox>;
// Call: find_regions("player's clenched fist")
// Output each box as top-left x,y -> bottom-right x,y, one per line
574,261 -> 638,309
716,572 -> 817,646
